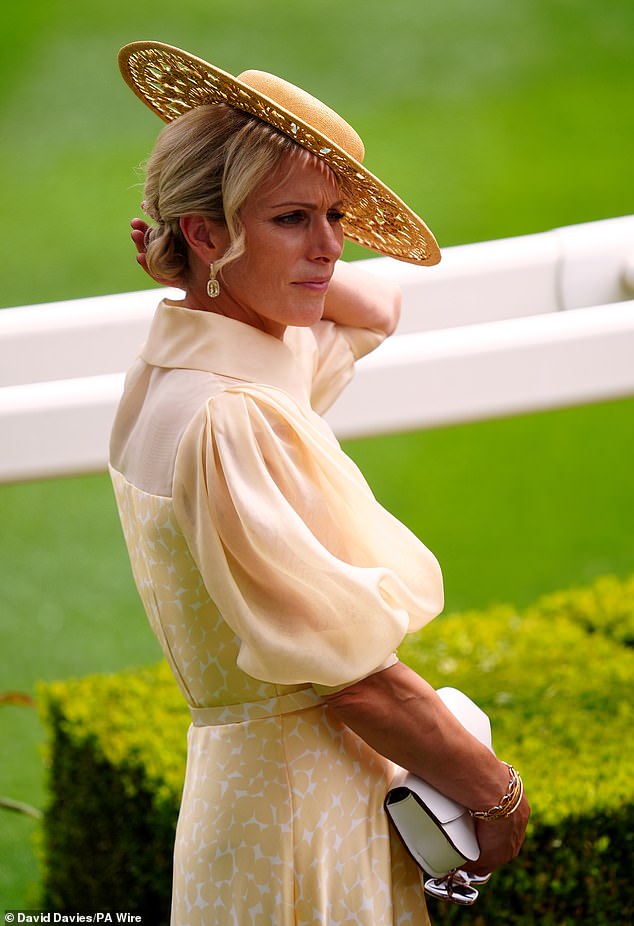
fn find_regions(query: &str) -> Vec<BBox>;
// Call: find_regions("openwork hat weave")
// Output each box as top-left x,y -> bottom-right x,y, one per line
119,42 -> 440,266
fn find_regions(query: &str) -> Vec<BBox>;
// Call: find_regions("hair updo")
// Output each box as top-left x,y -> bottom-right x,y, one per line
141,104 -> 306,285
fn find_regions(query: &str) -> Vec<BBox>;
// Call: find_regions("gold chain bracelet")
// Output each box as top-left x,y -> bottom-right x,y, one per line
470,763 -> 524,822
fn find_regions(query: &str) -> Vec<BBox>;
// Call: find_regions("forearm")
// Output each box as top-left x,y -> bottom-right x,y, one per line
323,661 -> 509,811
323,260 -> 401,336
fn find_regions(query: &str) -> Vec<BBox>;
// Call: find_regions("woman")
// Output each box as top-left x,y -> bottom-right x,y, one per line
111,42 -> 529,925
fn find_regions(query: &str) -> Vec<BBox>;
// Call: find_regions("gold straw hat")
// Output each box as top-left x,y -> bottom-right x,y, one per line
118,41 -> 440,266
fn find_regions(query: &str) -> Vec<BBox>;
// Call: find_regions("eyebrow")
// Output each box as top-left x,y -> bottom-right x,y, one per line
269,199 -> 344,210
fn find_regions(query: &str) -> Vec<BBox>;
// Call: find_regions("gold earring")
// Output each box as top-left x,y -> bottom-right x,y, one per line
207,262 -> 220,298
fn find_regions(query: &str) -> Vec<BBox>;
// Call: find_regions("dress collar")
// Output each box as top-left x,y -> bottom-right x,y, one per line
141,300 -> 309,403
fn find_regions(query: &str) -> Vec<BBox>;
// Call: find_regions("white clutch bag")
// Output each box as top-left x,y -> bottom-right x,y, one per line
384,687 -> 492,880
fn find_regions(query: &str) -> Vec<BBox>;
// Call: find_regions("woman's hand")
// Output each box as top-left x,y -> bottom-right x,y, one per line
468,794 -> 530,876
130,218 -> 154,277
130,218 -> 184,289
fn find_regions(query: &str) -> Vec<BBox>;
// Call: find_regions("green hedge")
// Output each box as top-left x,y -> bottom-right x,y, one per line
525,573 -> 634,648
38,574 -> 634,923
38,663 -> 189,919
398,589 -> 634,924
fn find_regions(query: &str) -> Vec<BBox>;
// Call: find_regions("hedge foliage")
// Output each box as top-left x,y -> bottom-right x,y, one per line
38,574 -> 634,924
38,662 -> 189,919
398,581 -> 634,925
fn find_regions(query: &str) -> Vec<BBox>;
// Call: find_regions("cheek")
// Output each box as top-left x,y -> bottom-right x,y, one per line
244,233 -> 287,275
259,240 -> 300,283
227,249 -> 271,289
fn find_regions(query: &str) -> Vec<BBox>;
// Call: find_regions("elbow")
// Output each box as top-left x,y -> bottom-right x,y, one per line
321,661 -> 402,718
323,681 -> 395,733
378,282 -> 402,337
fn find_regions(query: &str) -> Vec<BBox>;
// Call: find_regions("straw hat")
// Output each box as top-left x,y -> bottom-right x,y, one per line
118,41 -> 440,266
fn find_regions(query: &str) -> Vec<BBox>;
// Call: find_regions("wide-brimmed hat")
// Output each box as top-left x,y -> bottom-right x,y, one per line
118,41 -> 440,266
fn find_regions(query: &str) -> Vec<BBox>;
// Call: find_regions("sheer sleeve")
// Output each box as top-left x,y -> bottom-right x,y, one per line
172,384 -> 443,690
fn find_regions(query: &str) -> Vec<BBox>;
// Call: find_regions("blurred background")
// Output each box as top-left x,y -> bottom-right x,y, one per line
1,0 -> 633,908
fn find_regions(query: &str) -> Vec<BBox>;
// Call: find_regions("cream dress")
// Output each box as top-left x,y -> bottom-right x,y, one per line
109,300 -> 444,925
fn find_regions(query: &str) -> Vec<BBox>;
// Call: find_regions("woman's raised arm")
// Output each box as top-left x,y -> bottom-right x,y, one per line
323,259 -> 402,337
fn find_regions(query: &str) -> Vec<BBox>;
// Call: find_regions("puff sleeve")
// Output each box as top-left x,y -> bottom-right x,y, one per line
173,383 -> 443,690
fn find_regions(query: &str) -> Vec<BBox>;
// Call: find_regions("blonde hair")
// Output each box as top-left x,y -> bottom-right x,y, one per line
141,104 -> 305,284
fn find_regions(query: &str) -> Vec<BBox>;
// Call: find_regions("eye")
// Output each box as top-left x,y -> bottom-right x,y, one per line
327,210 -> 346,224
274,211 -> 306,226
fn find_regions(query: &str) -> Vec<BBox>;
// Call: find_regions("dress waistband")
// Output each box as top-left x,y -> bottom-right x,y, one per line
190,688 -> 324,727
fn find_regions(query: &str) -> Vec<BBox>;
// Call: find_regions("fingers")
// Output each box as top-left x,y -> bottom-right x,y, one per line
131,218 -> 149,256
469,794 -> 530,875
129,215 -> 183,289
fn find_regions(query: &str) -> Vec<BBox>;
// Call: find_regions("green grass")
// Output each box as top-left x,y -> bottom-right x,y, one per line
347,397 -> 634,613
1,0 -> 633,910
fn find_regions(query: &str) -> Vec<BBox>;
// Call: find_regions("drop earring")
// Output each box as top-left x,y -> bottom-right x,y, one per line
207,262 -> 220,298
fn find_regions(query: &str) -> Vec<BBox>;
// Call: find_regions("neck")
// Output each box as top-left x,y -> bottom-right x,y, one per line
180,288 -> 286,341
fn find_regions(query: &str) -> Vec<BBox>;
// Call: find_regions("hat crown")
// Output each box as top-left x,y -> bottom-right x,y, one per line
238,70 -> 365,163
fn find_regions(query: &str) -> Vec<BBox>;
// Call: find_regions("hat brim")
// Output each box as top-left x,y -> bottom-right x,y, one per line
119,41 -> 440,266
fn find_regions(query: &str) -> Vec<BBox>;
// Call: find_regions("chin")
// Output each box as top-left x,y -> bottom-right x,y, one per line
286,300 -> 326,328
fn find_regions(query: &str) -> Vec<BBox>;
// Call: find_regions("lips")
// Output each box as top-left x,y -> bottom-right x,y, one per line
293,278 -> 331,292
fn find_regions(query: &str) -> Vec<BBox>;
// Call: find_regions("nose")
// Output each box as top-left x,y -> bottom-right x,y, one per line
309,215 -> 344,262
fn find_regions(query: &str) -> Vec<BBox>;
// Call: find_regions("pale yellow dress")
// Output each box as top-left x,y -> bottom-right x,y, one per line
109,300 -> 444,925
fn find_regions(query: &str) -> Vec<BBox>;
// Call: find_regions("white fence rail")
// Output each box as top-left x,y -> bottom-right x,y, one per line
1,216 -> 633,483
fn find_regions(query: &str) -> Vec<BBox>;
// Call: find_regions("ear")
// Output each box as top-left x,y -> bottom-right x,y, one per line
179,214 -> 229,263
